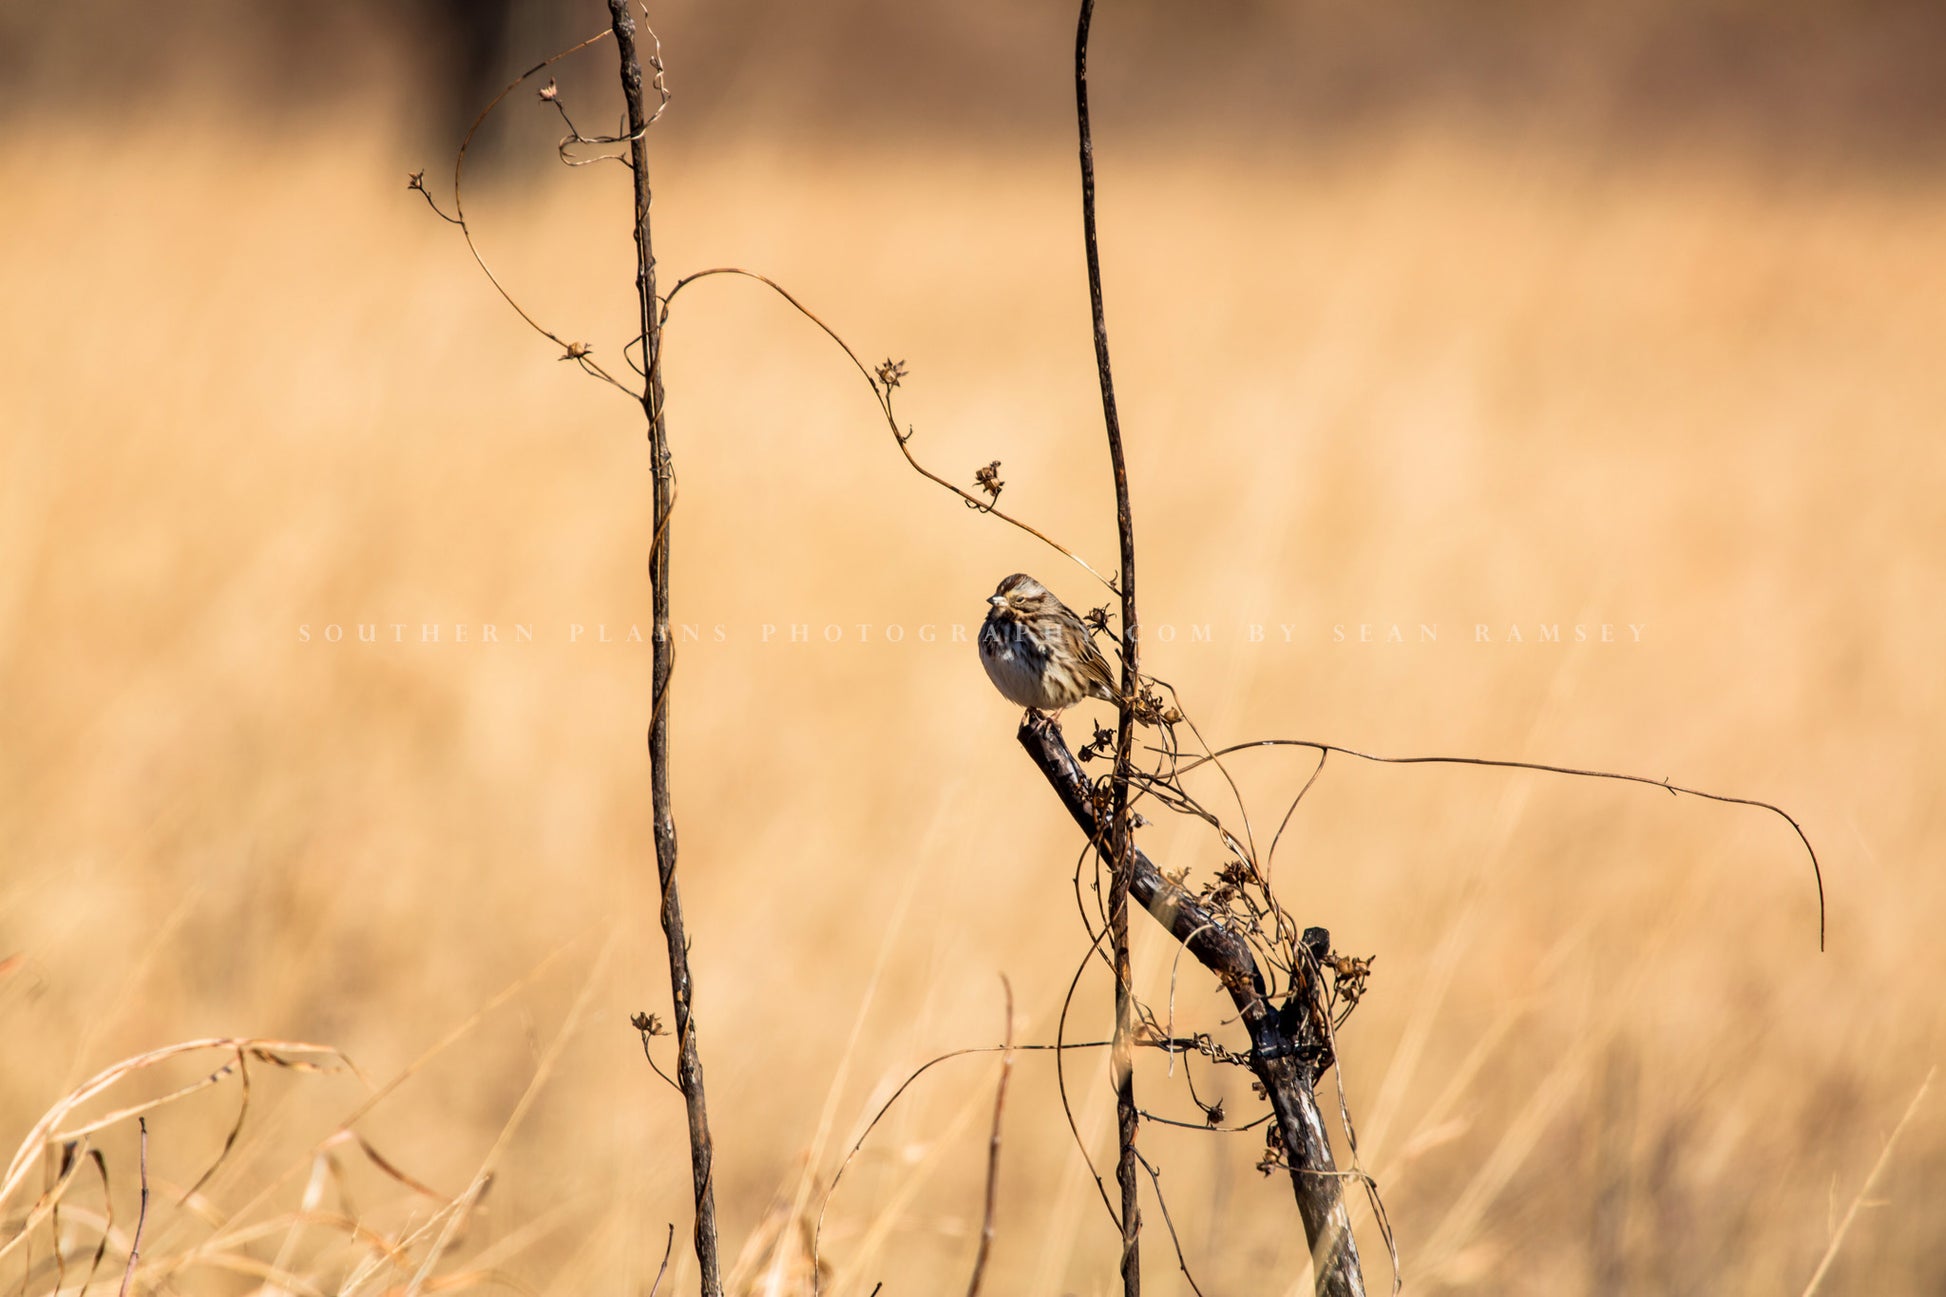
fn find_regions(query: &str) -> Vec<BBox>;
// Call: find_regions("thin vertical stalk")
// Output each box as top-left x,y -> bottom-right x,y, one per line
1075,1 -> 1142,1291
606,3 -> 722,1293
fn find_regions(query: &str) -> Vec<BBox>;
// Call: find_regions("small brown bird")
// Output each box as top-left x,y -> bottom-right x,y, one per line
979,573 -> 1120,712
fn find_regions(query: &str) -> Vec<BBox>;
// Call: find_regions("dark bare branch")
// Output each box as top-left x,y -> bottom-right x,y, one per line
605,4 -> 722,1293
1074,1 -> 1143,1289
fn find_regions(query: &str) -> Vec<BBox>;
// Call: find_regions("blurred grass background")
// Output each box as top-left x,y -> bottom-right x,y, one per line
1,0 -> 1941,1292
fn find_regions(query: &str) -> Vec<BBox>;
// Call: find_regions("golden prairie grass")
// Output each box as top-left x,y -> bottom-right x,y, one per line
1,108 -> 1943,1295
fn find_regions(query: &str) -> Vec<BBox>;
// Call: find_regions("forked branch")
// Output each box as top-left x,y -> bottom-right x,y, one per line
1018,714 -> 1367,1297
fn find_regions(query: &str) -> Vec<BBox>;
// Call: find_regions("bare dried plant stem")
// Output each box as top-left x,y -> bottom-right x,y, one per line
116,1118 -> 147,1297
1019,716 -> 1366,1297
1799,1067 -> 1933,1297
606,4 -> 722,1293
965,977 -> 1016,1297
1074,1 -> 1142,1291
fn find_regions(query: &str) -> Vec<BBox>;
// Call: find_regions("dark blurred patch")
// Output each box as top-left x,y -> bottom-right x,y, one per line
4,0 -> 1944,168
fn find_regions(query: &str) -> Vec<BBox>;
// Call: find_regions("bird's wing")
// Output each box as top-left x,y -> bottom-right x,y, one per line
1072,619 -> 1123,699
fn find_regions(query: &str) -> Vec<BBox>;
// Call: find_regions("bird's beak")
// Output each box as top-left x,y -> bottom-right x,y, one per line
988,594 -> 1007,609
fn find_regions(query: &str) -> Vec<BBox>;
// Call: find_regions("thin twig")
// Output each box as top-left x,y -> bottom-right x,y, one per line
813,1036 -> 1126,1284
409,29 -> 637,396
1138,1107 -> 1276,1134
964,977 -> 1016,1297
1133,1151 -> 1207,1297
543,18 -> 669,168
1054,926 -> 1122,1231
646,1223 -> 676,1297
1177,738 -> 1826,950
1265,748 -> 1330,887
632,1013 -> 684,1097
656,266 -> 1111,586
116,1119 -> 147,1297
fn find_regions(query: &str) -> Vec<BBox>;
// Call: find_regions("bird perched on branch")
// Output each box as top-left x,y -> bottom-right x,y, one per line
979,573 -> 1121,713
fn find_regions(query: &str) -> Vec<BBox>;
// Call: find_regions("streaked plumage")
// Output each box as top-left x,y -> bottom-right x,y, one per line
978,573 -> 1120,712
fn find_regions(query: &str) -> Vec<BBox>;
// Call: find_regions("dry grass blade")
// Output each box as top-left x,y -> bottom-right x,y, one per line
2,1038 -> 356,1217
421,1267 -> 543,1294
346,1130 -> 449,1200
193,936 -> 587,1272
393,932 -> 617,1297
812,1036 -> 1115,1291
0,1136 -> 93,1270
48,1041 -> 356,1142
781,827 -> 934,1289
823,1073 -> 994,1294
189,1209 -> 414,1269
963,977 -> 1015,1297
168,1249 -> 331,1296
75,1152 -> 115,1293
1412,899 -> 1695,1280
816,1049 -> 1003,1242
175,1046 -> 249,1207
1799,1068 -> 1934,1296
